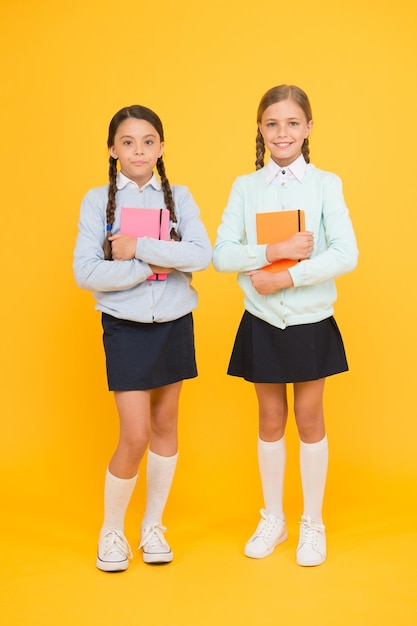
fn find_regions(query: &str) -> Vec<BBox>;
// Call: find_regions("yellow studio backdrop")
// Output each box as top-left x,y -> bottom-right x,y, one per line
1,0 -> 416,624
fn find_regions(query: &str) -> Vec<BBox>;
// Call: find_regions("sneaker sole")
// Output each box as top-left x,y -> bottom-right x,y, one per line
296,552 -> 326,567
244,529 -> 288,559
96,557 -> 129,572
142,551 -> 173,564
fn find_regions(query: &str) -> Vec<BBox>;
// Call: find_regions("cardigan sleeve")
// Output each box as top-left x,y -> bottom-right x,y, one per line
212,177 -> 270,272
289,174 -> 358,286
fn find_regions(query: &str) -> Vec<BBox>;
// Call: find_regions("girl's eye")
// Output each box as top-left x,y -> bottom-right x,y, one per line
145,140 -> 154,145
266,122 -> 276,128
123,141 -> 132,145
289,121 -> 299,126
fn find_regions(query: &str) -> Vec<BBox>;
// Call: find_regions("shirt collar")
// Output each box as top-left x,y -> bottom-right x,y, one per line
116,171 -> 162,191
265,154 -> 309,185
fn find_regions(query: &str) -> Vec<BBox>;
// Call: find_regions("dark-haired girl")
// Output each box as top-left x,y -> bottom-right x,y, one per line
213,85 -> 358,566
74,105 -> 211,572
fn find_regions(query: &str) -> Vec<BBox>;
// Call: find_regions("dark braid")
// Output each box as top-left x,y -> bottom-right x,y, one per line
103,156 -> 118,260
255,128 -> 266,170
157,155 -> 181,242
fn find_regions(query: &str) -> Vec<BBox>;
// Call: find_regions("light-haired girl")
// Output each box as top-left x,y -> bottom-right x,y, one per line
74,105 -> 211,571
213,85 -> 358,566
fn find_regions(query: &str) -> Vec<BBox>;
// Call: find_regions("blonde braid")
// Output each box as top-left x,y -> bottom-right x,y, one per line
302,138 -> 310,164
103,156 -> 118,260
255,129 -> 265,170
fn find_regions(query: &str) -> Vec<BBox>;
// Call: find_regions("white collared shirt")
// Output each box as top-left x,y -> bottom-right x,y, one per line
117,171 -> 162,192
264,153 -> 314,185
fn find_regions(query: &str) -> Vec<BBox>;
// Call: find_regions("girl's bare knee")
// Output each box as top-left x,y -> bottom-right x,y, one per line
118,434 -> 148,462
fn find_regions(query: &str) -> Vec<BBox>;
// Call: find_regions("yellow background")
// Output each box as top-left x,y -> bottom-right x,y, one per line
1,0 -> 416,624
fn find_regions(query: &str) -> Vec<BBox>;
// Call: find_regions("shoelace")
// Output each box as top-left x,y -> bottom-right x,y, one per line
100,529 -> 133,559
252,509 -> 282,540
139,523 -> 169,550
299,516 -> 324,547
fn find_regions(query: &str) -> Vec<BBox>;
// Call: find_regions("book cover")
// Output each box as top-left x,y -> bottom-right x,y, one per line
256,209 -> 306,272
120,207 -> 170,280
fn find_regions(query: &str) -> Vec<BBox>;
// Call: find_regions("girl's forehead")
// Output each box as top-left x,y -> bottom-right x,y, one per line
115,117 -> 159,137
263,99 -> 306,120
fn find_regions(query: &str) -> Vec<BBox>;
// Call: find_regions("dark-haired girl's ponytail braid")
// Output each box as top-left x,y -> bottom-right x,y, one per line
103,156 -> 118,260
157,156 -> 181,241
255,129 -> 265,170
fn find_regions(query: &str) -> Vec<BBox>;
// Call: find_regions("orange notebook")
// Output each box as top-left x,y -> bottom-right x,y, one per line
256,209 -> 306,272
120,207 -> 170,280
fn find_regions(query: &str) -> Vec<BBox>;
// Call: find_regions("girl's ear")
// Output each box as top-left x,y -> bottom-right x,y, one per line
305,120 -> 313,137
159,141 -> 165,158
109,146 -> 118,159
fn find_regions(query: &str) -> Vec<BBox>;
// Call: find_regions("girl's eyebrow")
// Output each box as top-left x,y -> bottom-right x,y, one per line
264,116 -> 303,122
119,133 -> 157,139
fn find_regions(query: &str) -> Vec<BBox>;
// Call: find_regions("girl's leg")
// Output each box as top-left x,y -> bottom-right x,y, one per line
109,390 -> 151,478
255,382 -> 288,515
140,381 -> 182,564
293,378 -> 328,566
244,384 -> 289,559
97,390 -> 151,572
293,378 -> 327,520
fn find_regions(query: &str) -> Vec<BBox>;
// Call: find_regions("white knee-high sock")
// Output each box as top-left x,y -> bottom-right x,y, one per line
141,450 -> 178,528
300,435 -> 328,524
101,468 -> 138,534
258,436 -> 286,519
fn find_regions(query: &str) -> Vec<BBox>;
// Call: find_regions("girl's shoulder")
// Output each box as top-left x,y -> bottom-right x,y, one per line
170,184 -> 198,206
307,164 -> 342,184
82,183 -> 109,202
170,183 -> 188,193
170,183 -> 193,197
231,168 -> 265,188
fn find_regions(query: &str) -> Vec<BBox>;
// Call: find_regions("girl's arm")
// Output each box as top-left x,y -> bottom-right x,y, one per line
134,186 -> 212,272
73,190 -> 154,292
288,174 -> 358,287
212,179 -> 270,272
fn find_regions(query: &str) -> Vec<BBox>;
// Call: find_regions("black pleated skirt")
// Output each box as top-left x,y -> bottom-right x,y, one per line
227,311 -> 348,383
102,312 -> 197,391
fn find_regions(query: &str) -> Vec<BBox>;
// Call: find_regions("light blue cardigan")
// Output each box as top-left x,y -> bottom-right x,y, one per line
213,158 -> 358,329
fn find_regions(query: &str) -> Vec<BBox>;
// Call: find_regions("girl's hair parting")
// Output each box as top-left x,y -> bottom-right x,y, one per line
103,104 -> 179,260
255,84 -> 312,170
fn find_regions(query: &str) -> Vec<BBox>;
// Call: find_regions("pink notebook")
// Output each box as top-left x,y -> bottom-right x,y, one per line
120,207 -> 170,280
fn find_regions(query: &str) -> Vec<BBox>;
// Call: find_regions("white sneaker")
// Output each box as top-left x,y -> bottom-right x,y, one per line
96,529 -> 132,572
244,509 -> 288,559
296,515 -> 326,566
139,523 -> 173,564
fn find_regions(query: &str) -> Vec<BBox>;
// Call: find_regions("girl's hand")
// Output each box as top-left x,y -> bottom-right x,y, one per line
267,231 -> 314,263
149,265 -> 174,275
109,234 -> 136,260
246,269 -> 293,295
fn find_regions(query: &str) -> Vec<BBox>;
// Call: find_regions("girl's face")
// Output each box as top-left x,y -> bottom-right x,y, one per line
109,117 -> 164,187
258,98 -> 312,167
